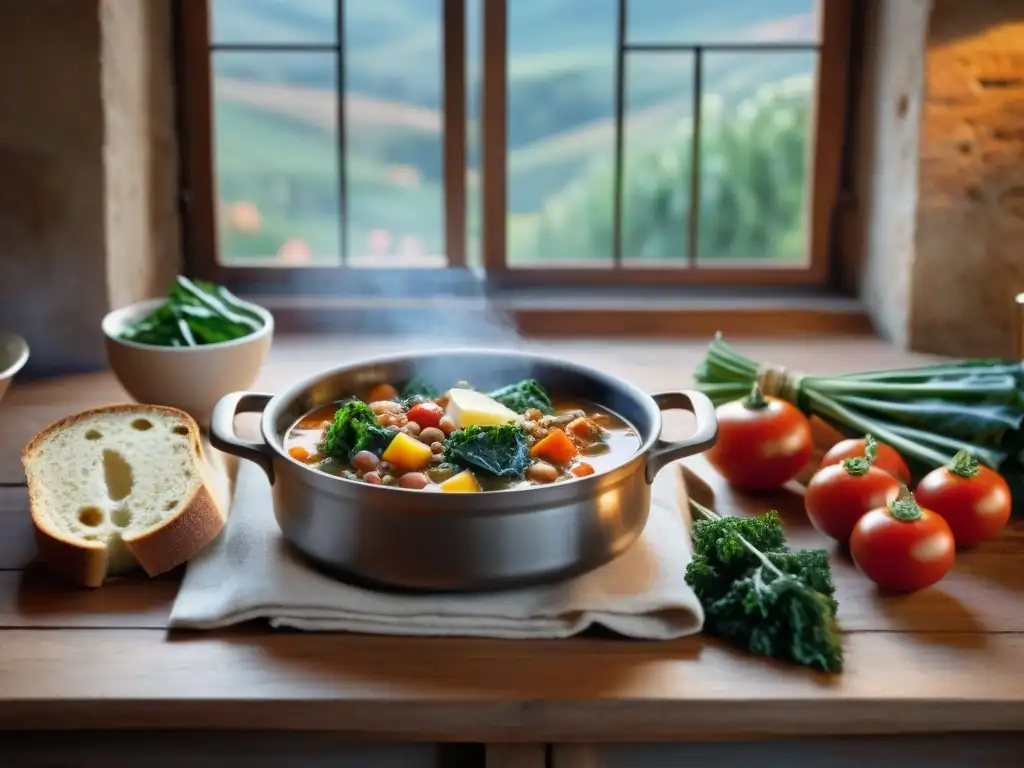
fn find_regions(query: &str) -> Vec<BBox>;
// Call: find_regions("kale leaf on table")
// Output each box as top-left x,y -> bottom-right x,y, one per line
444,424 -> 531,478
488,379 -> 554,415
703,565 -> 842,673
685,508 -> 843,673
766,548 -> 839,616
319,400 -> 398,459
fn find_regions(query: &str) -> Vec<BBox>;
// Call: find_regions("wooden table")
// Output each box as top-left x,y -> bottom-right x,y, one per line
1,335 -> 1023,767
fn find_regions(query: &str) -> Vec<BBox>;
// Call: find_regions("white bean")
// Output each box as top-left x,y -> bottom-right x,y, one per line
399,472 -> 431,489
419,426 -> 445,444
526,461 -> 559,484
351,450 -> 379,472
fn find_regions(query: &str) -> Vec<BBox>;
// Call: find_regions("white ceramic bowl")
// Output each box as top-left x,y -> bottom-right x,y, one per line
0,332 -> 30,405
102,297 -> 274,426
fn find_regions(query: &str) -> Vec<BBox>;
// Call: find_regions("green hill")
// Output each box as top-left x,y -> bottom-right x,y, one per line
207,0 -> 818,262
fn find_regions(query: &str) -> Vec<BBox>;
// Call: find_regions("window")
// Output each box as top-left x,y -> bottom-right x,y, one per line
176,0 -> 853,296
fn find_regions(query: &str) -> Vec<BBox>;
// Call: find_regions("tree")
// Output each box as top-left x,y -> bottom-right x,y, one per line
511,74 -> 814,263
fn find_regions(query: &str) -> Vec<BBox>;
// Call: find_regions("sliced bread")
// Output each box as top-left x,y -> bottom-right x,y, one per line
21,404 -> 226,588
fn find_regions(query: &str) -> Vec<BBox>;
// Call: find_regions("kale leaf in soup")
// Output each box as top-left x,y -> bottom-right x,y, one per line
400,375 -> 439,402
488,379 -> 554,415
320,400 -> 399,459
284,375 -> 640,493
444,424 -> 531,478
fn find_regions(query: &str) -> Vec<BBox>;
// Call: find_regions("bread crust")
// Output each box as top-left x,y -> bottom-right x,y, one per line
32,524 -> 109,589
21,404 -> 227,588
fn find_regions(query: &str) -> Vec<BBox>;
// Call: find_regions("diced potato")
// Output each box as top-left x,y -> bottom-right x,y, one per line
445,388 -> 521,429
440,469 -> 482,493
530,428 -> 578,465
381,431 -> 434,472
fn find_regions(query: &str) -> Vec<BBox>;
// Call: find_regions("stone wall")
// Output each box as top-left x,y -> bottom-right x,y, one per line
0,0 -> 109,376
909,0 -> 1024,357
100,0 -> 181,313
0,0 -> 178,377
848,0 -> 932,351
841,0 -> 1024,357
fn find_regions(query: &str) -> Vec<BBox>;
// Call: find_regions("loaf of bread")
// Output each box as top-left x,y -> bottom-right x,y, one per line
21,405 -> 226,587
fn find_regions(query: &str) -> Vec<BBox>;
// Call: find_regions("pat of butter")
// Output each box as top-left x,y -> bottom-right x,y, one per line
445,388 -> 522,429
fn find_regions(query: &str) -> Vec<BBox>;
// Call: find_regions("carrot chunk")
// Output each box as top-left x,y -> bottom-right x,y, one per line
530,428 -> 578,465
367,383 -> 400,402
567,416 -> 605,444
571,462 -> 595,477
297,405 -> 337,430
288,446 -> 311,462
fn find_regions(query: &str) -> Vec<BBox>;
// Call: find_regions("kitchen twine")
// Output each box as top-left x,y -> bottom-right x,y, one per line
756,363 -> 806,405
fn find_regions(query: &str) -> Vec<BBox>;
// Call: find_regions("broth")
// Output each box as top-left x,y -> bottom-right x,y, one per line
283,377 -> 642,493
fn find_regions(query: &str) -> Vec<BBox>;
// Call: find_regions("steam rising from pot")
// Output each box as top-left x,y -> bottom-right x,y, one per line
281,269 -> 524,348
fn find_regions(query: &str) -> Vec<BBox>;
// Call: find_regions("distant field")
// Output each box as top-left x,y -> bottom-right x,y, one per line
216,78 -> 442,134
209,0 -> 818,263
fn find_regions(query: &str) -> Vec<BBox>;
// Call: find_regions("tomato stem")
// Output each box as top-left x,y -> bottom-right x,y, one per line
946,449 -> 980,478
888,485 -> 923,522
841,456 -> 871,477
743,384 -> 769,410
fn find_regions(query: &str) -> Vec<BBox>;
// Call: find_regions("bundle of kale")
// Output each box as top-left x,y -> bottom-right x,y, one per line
694,333 -> 1024,512
685,502 -> 843,673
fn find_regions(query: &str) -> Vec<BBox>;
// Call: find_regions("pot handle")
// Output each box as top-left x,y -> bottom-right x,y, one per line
209,391 -> 276,484
645,390 -> 719,484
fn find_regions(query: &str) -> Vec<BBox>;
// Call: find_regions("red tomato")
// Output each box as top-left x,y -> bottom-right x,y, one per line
406,402 -> 444,430
849,491 -> 955,592
705,387 -> 814,491
819,435 -> 911,486
804,460 -> 901,543
913,451 -> 1011,547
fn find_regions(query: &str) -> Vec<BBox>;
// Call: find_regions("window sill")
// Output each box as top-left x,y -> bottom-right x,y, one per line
245,287 -> 873,339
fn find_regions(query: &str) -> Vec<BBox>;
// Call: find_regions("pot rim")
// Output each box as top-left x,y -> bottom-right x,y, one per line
259,347 -> 663,502
0,331 -> 29,381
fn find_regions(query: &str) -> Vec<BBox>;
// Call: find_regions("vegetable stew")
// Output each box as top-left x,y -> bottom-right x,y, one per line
284,377 -> 641,492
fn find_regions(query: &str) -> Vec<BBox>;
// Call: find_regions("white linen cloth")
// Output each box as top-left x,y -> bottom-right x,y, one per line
170,457 -> 704,639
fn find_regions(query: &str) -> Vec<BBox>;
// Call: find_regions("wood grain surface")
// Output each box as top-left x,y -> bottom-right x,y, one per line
0,334 -> 1022,740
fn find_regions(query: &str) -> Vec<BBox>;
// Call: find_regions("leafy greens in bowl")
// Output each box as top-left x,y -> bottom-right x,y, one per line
101,277 -> 273,425
118,276 -> 266,348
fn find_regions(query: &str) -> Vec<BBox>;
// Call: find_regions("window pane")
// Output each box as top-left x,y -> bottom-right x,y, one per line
627,0 -> 819,45
466,0 -> 483,267
344,0 -> 445,267
696,51 -> 816,263
506,0 -> 618,267
620,53 -> 695,264
212,53 -> 340,265
211,0 -> 336,46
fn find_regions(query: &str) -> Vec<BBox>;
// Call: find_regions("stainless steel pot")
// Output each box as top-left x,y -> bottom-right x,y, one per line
210,350 -> 717,591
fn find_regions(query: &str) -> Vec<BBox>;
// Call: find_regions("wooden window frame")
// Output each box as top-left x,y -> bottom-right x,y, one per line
175,0 -> 854,300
